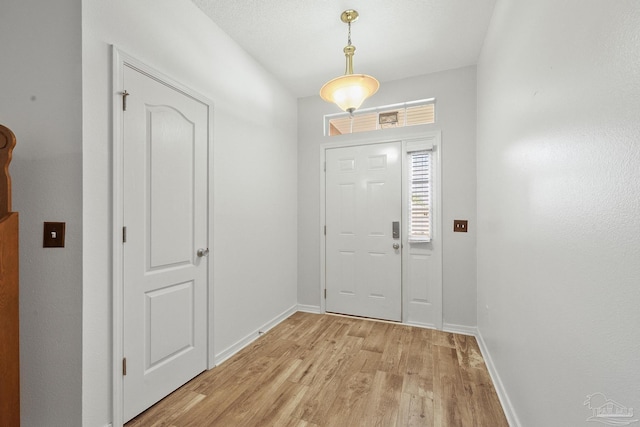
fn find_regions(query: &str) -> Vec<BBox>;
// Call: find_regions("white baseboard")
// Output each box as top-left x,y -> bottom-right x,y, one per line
297,304 -> 321,314
213,304 -> 297,366
443,322 -> 478,337
475,330 -> 521,427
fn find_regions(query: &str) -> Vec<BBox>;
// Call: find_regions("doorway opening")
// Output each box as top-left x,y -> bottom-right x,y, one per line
320,131 -> 442,329
112,47 -> 215,426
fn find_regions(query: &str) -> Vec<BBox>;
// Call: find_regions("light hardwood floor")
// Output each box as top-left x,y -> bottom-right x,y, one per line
125,312 -> 508,426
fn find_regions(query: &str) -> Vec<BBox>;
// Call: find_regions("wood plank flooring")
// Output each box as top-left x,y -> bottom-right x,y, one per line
125,312 -> 508,427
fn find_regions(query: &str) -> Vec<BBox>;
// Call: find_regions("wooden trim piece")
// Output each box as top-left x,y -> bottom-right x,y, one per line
0,125 -> 17,216
0,213 -> 19,426
0,123 -> 19,426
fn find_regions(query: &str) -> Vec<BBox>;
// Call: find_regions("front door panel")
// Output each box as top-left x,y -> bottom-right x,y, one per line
325,142 -> 402,321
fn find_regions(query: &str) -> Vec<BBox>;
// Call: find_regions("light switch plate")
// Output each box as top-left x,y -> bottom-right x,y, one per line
453,220 -> 468,233
43,222 -> 66,248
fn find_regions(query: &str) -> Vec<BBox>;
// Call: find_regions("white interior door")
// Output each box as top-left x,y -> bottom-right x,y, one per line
122,65 -> 209,422
325,141 -> 402,321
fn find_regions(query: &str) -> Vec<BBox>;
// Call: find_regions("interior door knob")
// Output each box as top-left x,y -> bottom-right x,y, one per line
197,248 -> 209,257
393,243 -> 400,250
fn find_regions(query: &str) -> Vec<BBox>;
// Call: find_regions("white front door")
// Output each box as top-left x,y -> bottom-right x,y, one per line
325,141 -> 402,321
122,65 -> 209,422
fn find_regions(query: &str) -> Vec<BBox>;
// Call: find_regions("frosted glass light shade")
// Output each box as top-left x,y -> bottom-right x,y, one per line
320,74 -> 380,113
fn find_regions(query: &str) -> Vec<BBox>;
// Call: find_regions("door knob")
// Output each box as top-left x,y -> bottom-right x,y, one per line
197,248 -> 209,257
393,243 -> 400,250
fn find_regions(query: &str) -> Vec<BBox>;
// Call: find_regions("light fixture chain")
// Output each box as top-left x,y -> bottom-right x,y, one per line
347,21 -> 352,46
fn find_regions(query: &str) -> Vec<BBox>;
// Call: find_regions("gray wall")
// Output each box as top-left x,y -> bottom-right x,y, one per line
477,0 -> 640,425
82,1 -> 298,425
298,66 -> 478,328
0,1 -> 83,426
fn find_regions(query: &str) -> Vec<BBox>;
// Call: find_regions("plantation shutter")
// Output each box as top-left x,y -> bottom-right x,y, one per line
408,149 -> 432,242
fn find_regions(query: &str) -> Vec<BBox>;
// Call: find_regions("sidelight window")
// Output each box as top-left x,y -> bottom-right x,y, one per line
408,149 -> 432,242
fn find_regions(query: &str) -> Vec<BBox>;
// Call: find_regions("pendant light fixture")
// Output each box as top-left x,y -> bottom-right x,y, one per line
320,10 -> 379,114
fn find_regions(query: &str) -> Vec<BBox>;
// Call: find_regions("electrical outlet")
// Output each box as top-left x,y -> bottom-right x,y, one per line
43,222 -> 66,247
453,220 -> 468,233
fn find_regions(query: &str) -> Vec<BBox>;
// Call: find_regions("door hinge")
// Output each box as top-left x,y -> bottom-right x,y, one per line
121,90 -> 130,111
122,226 -> 127,243
324,225 -> 326,235
122,357 -> 127,376
324,161 -> 326,172
324,288 -> 327,299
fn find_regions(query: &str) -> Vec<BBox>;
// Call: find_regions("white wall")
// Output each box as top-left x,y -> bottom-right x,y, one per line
82,1 -> 298,425
298,66 -> 477,328
477,1 -> 640,425
0,1 -> 83,426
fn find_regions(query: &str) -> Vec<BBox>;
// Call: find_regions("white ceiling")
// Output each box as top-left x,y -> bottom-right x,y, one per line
191,0 -> 497,98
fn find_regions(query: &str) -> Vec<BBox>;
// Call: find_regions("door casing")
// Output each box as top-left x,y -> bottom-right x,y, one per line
320,128 -> 442,328
111,46 -> 215,427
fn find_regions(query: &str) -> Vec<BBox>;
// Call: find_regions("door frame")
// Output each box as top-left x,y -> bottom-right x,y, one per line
319,127 -> 442,327
111,46 -> 215,427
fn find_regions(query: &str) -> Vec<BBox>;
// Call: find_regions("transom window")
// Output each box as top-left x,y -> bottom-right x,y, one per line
325,99 -> 435,136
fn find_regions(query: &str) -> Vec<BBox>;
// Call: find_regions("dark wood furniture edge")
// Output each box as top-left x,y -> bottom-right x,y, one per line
0,124 -> 20,427
0,125 -> 17,216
